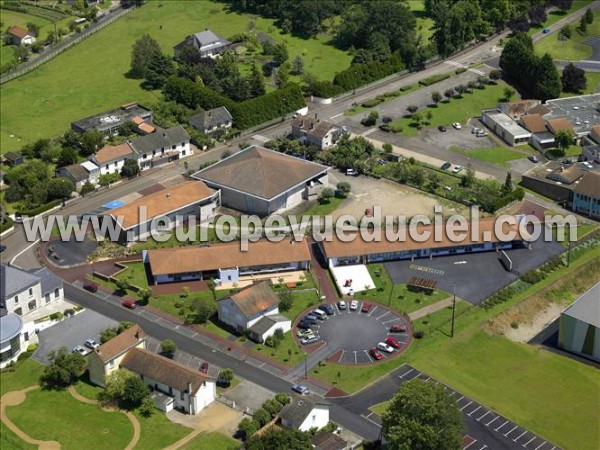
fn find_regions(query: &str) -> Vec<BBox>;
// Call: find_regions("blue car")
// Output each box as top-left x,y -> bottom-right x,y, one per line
319,304 -> 335,315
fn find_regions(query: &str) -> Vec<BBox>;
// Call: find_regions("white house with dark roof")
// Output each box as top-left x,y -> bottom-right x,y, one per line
173,29 -> 231,58
291,115 -> 341,150
130,125 -> 192,170
192,145 -> 330,216
188,106 -> 233,135
279,394 -> 330,432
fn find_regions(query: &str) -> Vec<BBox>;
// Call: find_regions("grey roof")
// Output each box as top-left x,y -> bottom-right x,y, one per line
130,125 -> 190,156
4,151 -> 23,162
1,264 -> 40,303
248,314 -> 290,336
188,107 -> 232,131
58,164 -> 89,182
33,267 -> 63,297
562,282 -> 600,328
279,394 -> 329,429
176,29 -> 230,52
71,103 -> 152,133
543,94 -> 600,136
0,313 -> 23,343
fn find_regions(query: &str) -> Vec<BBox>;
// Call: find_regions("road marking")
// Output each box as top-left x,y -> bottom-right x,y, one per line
361,127 -> 377,137
477,410 -> 491,421
467,405 -> 481,416
399,368 -> 414,379
477,445 -> 487,450
382,318 -> 397,324
504,425 -> 518,437
523,436 -> 536,447
10,238 -> 40,265
463,440 -> 477,449
354,351 -> 357,364
330,113 -> 343,119
486,416 -> 499,427
377,311 -> 389,320
368,307 -> 377,316
514,431 -> 527,442
364,350 -> 373,362
534,442 -> 546,450
361,413 -> 381,426
495,420 -> 509,432
460,400 -> 473,411
456,395 -> 464,401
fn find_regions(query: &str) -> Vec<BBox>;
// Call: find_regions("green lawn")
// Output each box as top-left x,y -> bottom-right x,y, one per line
528,0 -> 594,36
6,388 -> 134,450
535,9 -> 600,60
451,146 -> 527,167
388,82 -> 517,137
134,410 -> 193,450
409,0 -> 435,43
1,43 -> 18,65
0,1 -> 351,150
369,400 -> 389,416
178,432 -> 240,450
298,196 -> 345,217
115,261 -> 148,289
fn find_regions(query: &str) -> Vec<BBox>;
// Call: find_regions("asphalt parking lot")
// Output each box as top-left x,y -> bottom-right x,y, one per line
304,301 -> 411,364
33,309 -> 117,364
47,236 -> 98,267
384,239 -> 564,304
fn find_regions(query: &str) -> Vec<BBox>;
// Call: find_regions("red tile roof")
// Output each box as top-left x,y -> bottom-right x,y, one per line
8,26 -> 30,39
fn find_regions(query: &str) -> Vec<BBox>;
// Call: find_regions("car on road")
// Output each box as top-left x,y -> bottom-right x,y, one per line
361,302 -> 373,313
528,155 -> 538,163
200,362 -> 209,374
0,244 -> 6,253
369,348 -> 383,360
83,282 -> 98,293
452,122 -> 461,130
319,304 -> 335,315
73,345 -> 87,356
441,162 -> 451,170
122,299 -> 137,309
543,27 -> 550,33
438,125 -> 447,132
452,165 -> 463,173
337,300 -> 347,310
346,168 -> 359,176
389,324 -> 407,333
291,384 -> 310,395
84,339 -> 99,350
350,300 -> 359,311
385,337 -> 401,349
377,342 -> 395,353
301,336 -> 319,345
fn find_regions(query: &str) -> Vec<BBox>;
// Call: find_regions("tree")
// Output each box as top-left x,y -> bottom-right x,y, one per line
411,110 -> 424,129
279,289 -> 293,311
263,398 -> 283,417
502,172 -> 513,195
206,278 -> 217,300
100,327 -> 118,343
407,104 -> 419,115
291,55 -> 304,75
40,347 -> 86,388
45,30 -> 57,45
159,339 -> 177,358
253,408 -> 271,427
14,45 -> 29,62
123,375 -> 150,408
550,0 -> 574,13
562,63 -> 587,92
130,34 -> 162,78
275,65 -> 289,89
431,91 -> 442,105
139,396 -> 155,417
503,87 -> 515,101
80,130 -> 104,156
528,6 -> 547,26
460,165 -> 476,188
246,427 -> 311,450
56,147 -> 79,168
555,129 -> 574,154
26,22 -> 40,37
81,182 -> 95,196
195,297 -> 216,323
238,418 -> 260,440
319,187 -> 335,204
455,84 -> 467,97
336,181 -> 352,196
248,63 -> 265,97
444,88 -> 455,100
219,368 -> 234,382
361,110 -> 379,126
144,51 -> 175,89
47,178 -> 75,201
534,54 -> 562,101
120,159 -> 140,178
272,43 -> 289,65
585,8 -> 594,25
489,69 -> 501,81
382,379 -> 464,450
275,393 -> 290,405
578,16 -> 588,33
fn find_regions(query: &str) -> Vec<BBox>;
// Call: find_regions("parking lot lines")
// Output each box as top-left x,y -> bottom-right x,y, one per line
460,400 -> 473,411
467,405 -> 482,416
523,436 -> 537,447
504,425 -> 518,437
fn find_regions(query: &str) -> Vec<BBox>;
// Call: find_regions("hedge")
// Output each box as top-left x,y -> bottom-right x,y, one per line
362,97 -> 385,108
0,217 -> 14,234
333,55 -> 405,90
16,199 -> 61,217
308,80 -> 345,98
418,73 -> 451,86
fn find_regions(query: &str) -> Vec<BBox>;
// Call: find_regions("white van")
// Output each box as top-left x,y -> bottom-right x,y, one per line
312,309 -> 327,320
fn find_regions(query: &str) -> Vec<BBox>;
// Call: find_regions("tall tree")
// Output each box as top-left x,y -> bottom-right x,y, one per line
290,55 -> 304,75
56,147 -> 79,168
130,34 -> 161,78
502,172 -> 513,194
40,347 -> 86,388
561,63 -> 587,93
120,159 -> 140,178
533,53 -> 562,101
528,6 -> 547,26
80,130 -> 104,156
144,51 -> 175,89
578,16 -> 588,33
382,379 -> 464,450
431,91 -> 442,105
555,129 -> 574,154
584,8 -> 594,25
272,42 -> 289,65
247,63 -> 266,97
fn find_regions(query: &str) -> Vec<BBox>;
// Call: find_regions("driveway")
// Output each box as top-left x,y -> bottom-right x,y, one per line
221,380 -> 275,414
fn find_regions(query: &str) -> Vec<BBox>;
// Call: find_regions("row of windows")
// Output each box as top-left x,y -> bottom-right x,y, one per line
15,288 -> 59,304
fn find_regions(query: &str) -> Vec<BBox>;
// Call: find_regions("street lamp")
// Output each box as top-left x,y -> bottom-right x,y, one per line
451,283 -> 457,338
304,352 -> 308,379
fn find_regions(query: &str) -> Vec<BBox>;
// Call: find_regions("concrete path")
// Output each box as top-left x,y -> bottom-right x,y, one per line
408,297 -> 457,321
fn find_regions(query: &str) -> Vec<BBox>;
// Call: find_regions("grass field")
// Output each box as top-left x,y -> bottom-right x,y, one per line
528,0 -> 594,36
560,71 -> 600,97
369,400 -> 389,416
535,9 -> 600,61
388,82 -> 517,137
134,410 -> 192,450
451,146 -> 526,167
0,1 -> 351,151
178,432 -> 239,450
408,1 -> 435,43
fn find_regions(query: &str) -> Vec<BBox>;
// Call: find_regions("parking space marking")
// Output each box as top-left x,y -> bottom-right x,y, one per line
467,405 -> 481,416
354,351 -> 357,364
523,436 -> 536,447
364,350 -> 373,362
460,400 -> 473,411
495,420 -> 509,432
477,445 -> 487,450
463,439 -> 478,449
476,410 -> 491,421
377,311 -> 390,320
534,441 -> 547,450
399,368 -> 414,379
485,416 -> 499,427
368,307 -> 377,316
514,431 -> 528,442
381,318 -> 397,324
504,425 -> 518,437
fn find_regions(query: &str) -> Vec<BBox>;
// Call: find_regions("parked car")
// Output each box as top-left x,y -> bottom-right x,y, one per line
297,320 -> 312,330
200,362 -> 209,374
377,342 -> 395,353
438,125 -> 447,132
73,345 -> 87,356
528,155 -> 538,163
301,336 -> 319,345
476,131 -> 488,137
361,302 -> 373,313
441,162 -> 452,170
385,337 -> 401,349
346,168 -> 359,176
84,339 -> 99,350
302,315 -> 318,324
389,324 -> 407,333
0,244 -> 6,253
452,122 -> 461,130
292,384 -> 310,394
350,300 -> 359,311
452,165 -> 463,173
83,282 -> 98,293
471,127 -> 481,134
319,304 -> 335,315
216,376 -> 231,388
369,348 -> 384,360
561,159 -> 572,165
297,329 -> 314,338
338,300 -> 347,310
122,299 -> 137,309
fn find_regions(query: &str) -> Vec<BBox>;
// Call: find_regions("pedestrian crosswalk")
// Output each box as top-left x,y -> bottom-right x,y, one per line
444,60 -> 493,77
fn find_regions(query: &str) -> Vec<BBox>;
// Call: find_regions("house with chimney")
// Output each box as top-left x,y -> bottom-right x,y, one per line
188,106 -> 233,136
279,394 -> 330,432
129,125 -> 192,170
87,325 -> 146,387
8,26 -> 36,46
291,115 -> 341,150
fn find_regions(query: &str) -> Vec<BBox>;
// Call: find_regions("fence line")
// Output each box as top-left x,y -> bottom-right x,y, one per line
0,6 -> 134,84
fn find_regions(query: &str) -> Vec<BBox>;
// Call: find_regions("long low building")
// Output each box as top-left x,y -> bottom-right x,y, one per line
320,219 -> 531,267
145,239 -> 311,284
482,109 -> 531,146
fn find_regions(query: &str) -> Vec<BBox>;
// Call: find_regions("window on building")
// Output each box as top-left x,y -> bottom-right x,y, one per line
14,295 -> 18,304
54,288 -> 59,298
45,294 -> 50,304
109,360 -> 115,367
105,165 -> 109,170
28,300 -> 36,311
14,308 -> 22,316
29,288 -> 33,296
172,145 -> 176,150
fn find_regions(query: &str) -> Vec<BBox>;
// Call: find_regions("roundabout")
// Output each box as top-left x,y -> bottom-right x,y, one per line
294,300 -> 412,365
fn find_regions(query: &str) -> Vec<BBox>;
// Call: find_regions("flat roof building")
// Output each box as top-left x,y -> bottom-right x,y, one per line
71,103 -> 153,136
482,109 -> 531,146
543,94 -> 600,138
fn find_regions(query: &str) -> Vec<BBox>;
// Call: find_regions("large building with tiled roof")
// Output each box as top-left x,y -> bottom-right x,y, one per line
192,145 -> 330,216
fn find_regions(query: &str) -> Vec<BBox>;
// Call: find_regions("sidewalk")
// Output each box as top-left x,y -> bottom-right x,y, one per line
408,297 -> 457,321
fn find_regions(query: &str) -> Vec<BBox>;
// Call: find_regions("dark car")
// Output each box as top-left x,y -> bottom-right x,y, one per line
361,302 -> 373,313
441,162 -> 452,170
390,323 -> 407,333
83,282 -> 98,293
369,348 -> 383,360
216,376 -> 231,388
302,315 -> 318,324
0,244 -> 6,253
200,362 -> 209,374
319,304 -> 335,315
527,155 -> 538,163
297,320 -> 312,330
122,299 -> 137,309
438,125 -> 447,132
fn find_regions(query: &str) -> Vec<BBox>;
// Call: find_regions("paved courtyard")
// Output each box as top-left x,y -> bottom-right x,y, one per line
330,264 -> 375,295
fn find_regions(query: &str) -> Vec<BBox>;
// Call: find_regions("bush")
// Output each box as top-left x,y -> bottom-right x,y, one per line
455,67 -> 467,75
263,398 -> 283,417
413,330 -> 425,339
418,73 -> 451,86
253,408 -> 271,427
362,97 -> 384,108
15,199 -> 62,217
333,55 -> 405,90
27,343 -> 38,352
361,111 -> 379,126
308,80 -> 345,98
0,217 -> 14,234
510,321 -> 519,329
239,418 -> 260,439
139,396 -> 155,417
50,312 -> 64,321
275,393 -> 290,405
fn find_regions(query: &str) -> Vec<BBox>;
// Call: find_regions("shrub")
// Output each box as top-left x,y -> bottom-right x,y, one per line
413,330 -> 425,339
50,312 -> 64,321
275,393 -> 290,405
263,398 -> 283,417
307,80 -> 345,98
239,418 -> 260,439
418,73 -> 451,86
510,321 -> 519,329
139,396 -> 155,417
333,55 -> 405,90
455,67 -> 467,75
362,97 -> 384,108
0,217 -> 14,234
253,408 -> 271,427
27,343 -> 38,352
16,199 -> 62,217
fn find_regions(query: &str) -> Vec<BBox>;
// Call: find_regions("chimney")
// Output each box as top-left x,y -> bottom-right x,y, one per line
167,193 -> 171,198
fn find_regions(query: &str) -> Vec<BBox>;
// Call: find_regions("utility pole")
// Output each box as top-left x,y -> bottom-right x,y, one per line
388,283 -> 394,306
451,283 -> 456,338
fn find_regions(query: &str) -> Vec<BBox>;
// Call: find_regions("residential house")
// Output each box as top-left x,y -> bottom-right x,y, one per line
192,145 -> 330,216
584,124 -> 600,146
120,347 -> 216,414
582,145 -> 600,163
481,109 -> 531,146
130,125 -> 192,170
8,26 -> 36,45
173,29 -> 231,58
311,432 -> 349,450
71,103 -> 153,136
87,325 -> 146,387
81,160 -> 100,185
103,180 -> 218,244
520,114 -> 555,151
247,313 -> 291,344
216,281 -> 290,339
3,151 -> 24,167
572,172 -> 600,219
188,106 -> 233,136
91,143 -> 135,176
279,395 -> 330,432
145,238 -> 311,285
0,312 -> 24,368
291,115 -> 341,150
546,118 -> 574,137
56,164 -> 92,192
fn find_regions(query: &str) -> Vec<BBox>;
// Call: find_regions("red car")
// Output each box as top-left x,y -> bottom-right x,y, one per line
385,337 -> 400,349
389,324 -> 407,333
200,362 -> 209,374
122,299 -> 137,309
83,282 -> 98,293
361,302 -> 373,313
369,348 -> 383,360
